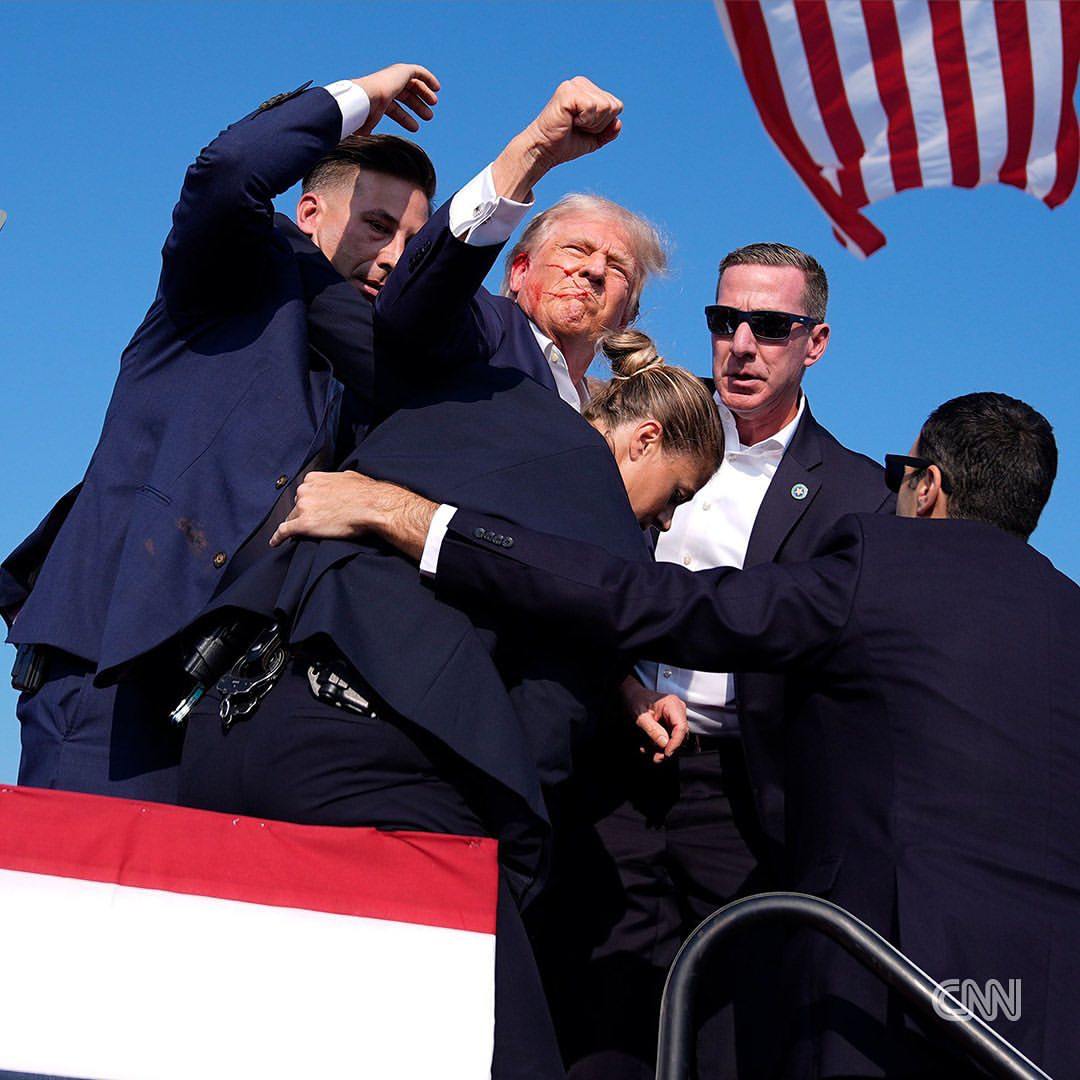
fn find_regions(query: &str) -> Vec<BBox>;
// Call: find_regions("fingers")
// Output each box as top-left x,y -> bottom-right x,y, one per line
269,511 -> 300,548
636,711 -> 672,753
385,101 -> 420,133
399,64 -> 440,96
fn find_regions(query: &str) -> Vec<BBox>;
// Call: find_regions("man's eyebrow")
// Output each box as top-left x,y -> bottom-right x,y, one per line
560,235 -> 635,269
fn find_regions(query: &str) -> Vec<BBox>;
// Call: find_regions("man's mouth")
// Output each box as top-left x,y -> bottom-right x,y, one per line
356,278 -> 383,299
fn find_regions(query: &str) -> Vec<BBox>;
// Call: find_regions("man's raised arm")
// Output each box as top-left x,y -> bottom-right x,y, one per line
162,63 -> 440,308
374,77 -> 624,356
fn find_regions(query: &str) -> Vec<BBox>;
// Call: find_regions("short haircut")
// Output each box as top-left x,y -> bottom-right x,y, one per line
501,194 -> 667,322
916,392 -> 1057,540
584,329 -> 722,472
302,134 -> 437,202
718,242 -> 828,321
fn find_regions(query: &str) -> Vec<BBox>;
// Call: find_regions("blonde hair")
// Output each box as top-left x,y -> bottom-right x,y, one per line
584,330 -> 722,469
501,194 -> 667,321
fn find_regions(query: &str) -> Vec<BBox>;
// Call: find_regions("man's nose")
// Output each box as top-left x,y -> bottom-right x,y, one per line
378,232 -> 409,272
655,507 -> 675,532
731,317 -> 757,356
578,252 -> 607,284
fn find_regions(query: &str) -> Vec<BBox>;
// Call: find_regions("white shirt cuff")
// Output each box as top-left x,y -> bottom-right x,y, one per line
419,503 -> 459,577
324,80 -> 371,141
448,165 -> 533,246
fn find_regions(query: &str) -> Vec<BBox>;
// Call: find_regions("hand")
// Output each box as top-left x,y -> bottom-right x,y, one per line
352,63 -> 441,134
620,676 -> 689,764
491,77 -> 623,200
269,470 -> 437,563
527,77 -> 623,167
269,470 -> 390,547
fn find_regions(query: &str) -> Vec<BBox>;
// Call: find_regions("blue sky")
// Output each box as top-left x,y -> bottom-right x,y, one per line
1,1 -> 1077,782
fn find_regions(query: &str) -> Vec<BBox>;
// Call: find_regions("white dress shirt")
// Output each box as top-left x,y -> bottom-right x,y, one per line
636,393 -> 806,737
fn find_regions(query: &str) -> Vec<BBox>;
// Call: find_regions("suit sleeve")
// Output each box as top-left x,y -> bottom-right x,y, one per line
159,86 -> 344,311
374,199 -> 508,369
434,510 -> 865,674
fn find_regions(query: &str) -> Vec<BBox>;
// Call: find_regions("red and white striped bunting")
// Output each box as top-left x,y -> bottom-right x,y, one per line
0,786 -> 498,1080
716,0 -> 1080,256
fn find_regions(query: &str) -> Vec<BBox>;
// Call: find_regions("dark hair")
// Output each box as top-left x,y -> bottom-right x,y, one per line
916,392 -> 1057,540
584,329 -> 722,472
302,134 -> 436,201
718,242 -> 828,321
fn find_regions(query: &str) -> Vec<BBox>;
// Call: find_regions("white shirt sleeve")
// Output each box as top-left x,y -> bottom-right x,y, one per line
324,80 -> 372,141
448,165 -> 534,246
419,503 -> 460,577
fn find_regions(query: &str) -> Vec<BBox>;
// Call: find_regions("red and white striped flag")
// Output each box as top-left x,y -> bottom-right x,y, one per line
0,787 -> 498,1079
716,0 -> 1080,256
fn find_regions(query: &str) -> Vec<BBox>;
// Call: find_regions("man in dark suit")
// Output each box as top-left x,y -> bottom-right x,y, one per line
268,76 -> 667,547
345,391 -> 1072,1078
0,63 -> 442,802
532,244 -> 890,1078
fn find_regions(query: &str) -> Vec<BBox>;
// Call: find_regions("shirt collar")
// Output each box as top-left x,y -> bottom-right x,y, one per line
530,321 -> 588,412
715,391 -> 807,457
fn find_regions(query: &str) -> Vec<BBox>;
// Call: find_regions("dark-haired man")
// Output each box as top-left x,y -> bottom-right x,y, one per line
0,63 -> 446,802
345,391 -> 1076,1077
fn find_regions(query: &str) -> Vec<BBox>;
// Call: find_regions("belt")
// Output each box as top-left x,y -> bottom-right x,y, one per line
683,731 -> 742,755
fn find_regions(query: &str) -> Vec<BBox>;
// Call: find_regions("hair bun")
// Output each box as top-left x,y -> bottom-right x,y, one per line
600,329 -> 665,380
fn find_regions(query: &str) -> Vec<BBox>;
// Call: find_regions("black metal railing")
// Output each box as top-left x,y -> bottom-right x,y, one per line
656,891 -> 1050,1080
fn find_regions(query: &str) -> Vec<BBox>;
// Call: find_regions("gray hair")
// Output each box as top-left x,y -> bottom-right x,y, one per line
501,194 -> 667,321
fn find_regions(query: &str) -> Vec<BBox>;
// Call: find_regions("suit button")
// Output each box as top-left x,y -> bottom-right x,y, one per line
473,527 -> 486,540
494,534 -> 505,545
483,531 -> 496,543
502,537 -> 514,548
212,552 -> 228,569
275,475 -> 288,489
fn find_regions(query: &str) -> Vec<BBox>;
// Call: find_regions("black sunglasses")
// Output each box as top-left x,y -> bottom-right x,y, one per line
884,454 -> 954,494
705,304 -> 820,342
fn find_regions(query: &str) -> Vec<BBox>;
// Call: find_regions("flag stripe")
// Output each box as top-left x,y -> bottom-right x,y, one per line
1025,0 -> 1065,199
896,0 -> 953,187
994,0 -> 1036,190
960,1 -> 1009,186
861,0 -> 924,192
828,0 -> 896,204
721,0 -> 886,255
761,0 -> 844,194
1044,0 -> 1080,207
0,785 -> 498,933
0,867 -> 496,1080
928,0 -> 982,187
795,0 -> 871,206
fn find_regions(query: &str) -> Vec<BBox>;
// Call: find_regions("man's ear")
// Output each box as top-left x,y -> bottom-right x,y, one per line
915,466 -> 949,519
803,321 -> 830,370
508,251 -> 531,295
629,419 -> 664,461
295,192 -> 321,238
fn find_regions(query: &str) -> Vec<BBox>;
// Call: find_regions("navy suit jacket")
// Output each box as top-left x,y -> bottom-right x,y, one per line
710,386 -> 894,853
375,199 -> 558,393
178,363 -> 651,901
431,509 -> 1080,1075
0,86 -> 433,676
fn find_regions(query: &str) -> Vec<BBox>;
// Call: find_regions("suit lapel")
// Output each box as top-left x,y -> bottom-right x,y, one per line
743,405 -> 824,568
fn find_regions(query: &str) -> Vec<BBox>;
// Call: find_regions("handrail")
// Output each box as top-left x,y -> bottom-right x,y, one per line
656,891 -> 1050,1080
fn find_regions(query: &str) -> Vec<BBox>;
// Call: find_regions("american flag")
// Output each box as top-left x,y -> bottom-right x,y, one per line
716,0 -> 1080,256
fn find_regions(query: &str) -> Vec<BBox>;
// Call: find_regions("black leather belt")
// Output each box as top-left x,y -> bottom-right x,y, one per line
683,731 -> 741,755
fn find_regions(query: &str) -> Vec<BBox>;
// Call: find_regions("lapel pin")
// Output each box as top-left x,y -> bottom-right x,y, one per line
791,483 -> 809,501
